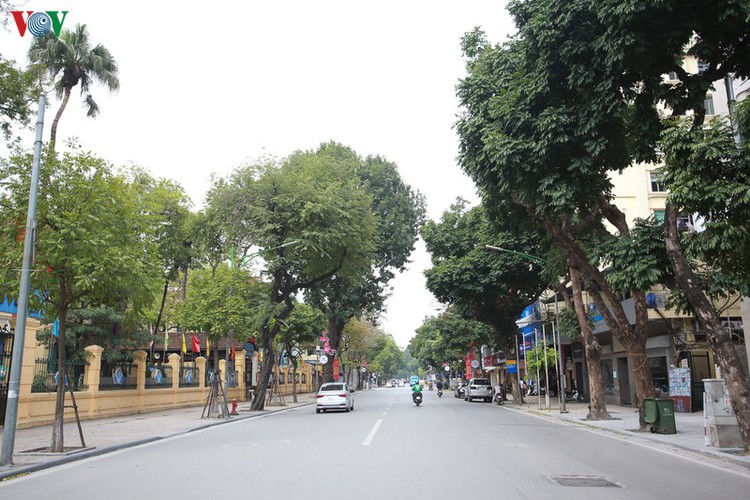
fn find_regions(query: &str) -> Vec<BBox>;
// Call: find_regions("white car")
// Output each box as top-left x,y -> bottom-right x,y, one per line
316,382 -> 355,413
464,378 -> 493,402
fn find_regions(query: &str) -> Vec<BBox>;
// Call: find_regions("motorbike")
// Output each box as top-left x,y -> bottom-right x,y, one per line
437,387 -> 443,398
413,391 -> 423,406
494,386 -> 506,405
565,389 -> 584,402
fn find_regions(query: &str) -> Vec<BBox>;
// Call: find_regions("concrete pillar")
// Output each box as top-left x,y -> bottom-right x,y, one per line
219,359 -> 227,386
196,356 -> 206,389
168,353 -> 181,388
83,345 -> 104,394
236,354 -> 245,391
132,350 -> 147,391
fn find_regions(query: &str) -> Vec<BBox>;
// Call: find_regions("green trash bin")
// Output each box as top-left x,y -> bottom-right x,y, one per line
651,398 -> 677,434
643,398 -> 658,425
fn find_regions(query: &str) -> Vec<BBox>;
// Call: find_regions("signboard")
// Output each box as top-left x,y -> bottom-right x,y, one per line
506,359 -> 517,374
669,366 -> 692,413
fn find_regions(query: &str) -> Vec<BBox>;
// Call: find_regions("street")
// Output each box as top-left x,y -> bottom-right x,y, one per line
1,387 -> 748,499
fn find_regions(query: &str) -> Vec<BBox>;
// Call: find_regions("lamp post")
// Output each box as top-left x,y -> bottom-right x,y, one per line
487,245 -> 567,413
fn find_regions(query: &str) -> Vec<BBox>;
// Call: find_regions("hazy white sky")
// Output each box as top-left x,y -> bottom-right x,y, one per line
1,0 -> 516,348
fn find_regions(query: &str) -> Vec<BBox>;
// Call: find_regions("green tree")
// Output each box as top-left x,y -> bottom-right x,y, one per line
206,144 -> 377,410
367,333 -> 403,383
0,55 -> 38,144
0,148 -> 160,452
28,23 -> 119,148
179,264 -> 264,366
125,168 -> 194,338
306,146 -> 425,384
410,309 -> 494,377
421,199 -> 549,400
456,11 -> 659,422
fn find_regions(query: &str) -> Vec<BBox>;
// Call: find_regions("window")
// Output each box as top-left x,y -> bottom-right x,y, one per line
697,60 -> 710,74
650,171 -> 666,192
600,359 -> 615,395
301,374 -> 307,384
649,357 -> 669,394
677,213 -> 693,231
704,95 -> 715,116
666,71 -> 678,81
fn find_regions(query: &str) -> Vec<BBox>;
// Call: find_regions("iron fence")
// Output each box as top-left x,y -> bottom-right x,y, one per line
179,363 -> 199,388
145,363 -> 173,389
32,357 -> 88,393
99,361 -> 137,391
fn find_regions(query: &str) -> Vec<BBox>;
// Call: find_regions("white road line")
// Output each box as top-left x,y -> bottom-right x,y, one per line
363,419 -> 383,446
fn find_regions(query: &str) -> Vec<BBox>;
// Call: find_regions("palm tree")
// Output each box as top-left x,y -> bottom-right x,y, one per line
28,23 -> 119,148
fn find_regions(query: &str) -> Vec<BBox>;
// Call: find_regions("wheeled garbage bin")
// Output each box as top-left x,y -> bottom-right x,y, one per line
643,398 -> 676,434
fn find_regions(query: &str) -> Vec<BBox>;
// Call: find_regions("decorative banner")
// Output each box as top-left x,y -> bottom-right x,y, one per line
191,334 -> 200,353
333,359 -> 340,381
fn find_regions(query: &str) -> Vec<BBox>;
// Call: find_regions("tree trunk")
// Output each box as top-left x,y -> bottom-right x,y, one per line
664,203 -> 750,451
322,317 -> 345,383
291,356 -> 298,403
51,299 -> 68,452
49,86 -> 72,150
570,265 -> 611,420
250,343 -> 275,411
544,217 -> 656,419
154,278 -> 169,338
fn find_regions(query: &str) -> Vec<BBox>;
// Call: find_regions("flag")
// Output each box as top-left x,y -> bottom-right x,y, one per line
149,323 -> 154,335
191,334 -> 200,353
181,333 -> 187,354
164,327 -> 169,351
230,343 -> 235,361
206,337 -> 210,357
51,318 -> 59,337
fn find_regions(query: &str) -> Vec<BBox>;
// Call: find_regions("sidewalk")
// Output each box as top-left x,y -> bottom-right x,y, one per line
0,392 -> 318,480
504,396 -> 750,470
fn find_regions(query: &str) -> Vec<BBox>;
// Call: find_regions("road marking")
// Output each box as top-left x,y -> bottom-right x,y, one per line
363,419 -> 383,446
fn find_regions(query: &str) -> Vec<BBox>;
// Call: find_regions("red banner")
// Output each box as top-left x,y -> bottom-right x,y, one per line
333,359 -> 340,381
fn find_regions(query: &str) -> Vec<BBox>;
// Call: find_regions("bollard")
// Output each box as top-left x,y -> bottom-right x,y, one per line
231,399 -> 238,415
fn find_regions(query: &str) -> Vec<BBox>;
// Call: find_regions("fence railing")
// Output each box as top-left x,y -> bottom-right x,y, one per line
99,362 -> 137,391
145,363 -> 173,389
32,358 -> 88,393
179,363 -> 199,388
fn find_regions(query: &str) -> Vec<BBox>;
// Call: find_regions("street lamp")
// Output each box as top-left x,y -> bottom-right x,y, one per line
486,244 -> 568,413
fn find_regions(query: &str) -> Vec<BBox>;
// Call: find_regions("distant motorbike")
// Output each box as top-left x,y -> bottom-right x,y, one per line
494,386 -> 506,405
413,392 -> 423,406
437,388 -> 443,398
565,389 -> 584,402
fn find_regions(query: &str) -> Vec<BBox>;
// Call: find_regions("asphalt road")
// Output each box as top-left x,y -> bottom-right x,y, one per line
1,386 -> 748,499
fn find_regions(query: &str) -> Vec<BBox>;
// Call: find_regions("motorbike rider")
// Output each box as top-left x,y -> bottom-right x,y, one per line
436,380 -> 443,391
412,380 -> 423,403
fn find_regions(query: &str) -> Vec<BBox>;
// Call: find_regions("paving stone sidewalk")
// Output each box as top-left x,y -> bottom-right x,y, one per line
0,393 -> 317,480
503,396 -> 750,471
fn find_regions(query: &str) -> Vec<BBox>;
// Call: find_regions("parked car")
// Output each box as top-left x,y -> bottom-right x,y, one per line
464,378 -> 492,402
316,382 -> 354,413
454,381 -> 467,398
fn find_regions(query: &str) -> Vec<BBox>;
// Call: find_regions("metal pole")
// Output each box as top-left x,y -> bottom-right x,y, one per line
542,322 -> 550,410
534,327 -> 541,410
724,75 -> 743,146
1,95 -> 45,466
555,297 -> 567,413
515,331 -> 522,405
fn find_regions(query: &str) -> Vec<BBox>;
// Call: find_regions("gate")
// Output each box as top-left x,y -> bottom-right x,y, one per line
0,328 -> 14,426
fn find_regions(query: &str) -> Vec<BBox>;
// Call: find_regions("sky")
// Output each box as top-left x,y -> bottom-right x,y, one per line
1,0 -> 517,348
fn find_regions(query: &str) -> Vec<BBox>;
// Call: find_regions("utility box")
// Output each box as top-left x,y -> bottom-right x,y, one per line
703,379 -> 742,448
644,398 -> 677,434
